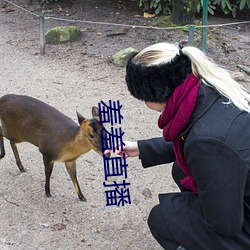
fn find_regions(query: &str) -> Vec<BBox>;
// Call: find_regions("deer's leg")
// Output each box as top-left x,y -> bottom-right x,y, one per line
0,127 -> 5,159
43,155 -> 54,198
10,141 -> 25,172
65,161 -> 86,202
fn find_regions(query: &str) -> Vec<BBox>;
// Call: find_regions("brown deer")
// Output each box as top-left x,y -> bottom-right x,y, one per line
0,94 -> 110,201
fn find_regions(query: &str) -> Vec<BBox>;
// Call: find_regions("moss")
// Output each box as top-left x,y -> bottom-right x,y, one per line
112,48 -> 138,67
152,16 -> 172,27
45,26 -> 82,44
152,16 -> 198,32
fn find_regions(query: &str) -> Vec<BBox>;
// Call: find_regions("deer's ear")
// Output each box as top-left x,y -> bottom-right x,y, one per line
76,111 -> 85,125
92,106 -> 99,117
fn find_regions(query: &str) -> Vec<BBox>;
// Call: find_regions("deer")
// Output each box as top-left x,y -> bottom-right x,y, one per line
0,94 -> 110,201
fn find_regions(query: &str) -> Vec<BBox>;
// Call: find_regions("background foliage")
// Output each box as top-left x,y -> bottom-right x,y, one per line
38,0 -> 250,18
135,0 -> 250,17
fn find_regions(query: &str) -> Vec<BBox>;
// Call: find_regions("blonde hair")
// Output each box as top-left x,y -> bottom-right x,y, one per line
134,42 -> 250,113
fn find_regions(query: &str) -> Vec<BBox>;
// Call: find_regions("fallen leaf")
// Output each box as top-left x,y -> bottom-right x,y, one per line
143,12 -> 155,18
51,223 -> 67,231
142,187 -> 152,198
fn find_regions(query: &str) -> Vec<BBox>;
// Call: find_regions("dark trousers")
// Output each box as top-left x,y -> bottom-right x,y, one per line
148,162 -> 188,250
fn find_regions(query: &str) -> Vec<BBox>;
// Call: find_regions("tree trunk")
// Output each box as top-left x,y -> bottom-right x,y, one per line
171,0 -> 198,25
0,0 -> 6,8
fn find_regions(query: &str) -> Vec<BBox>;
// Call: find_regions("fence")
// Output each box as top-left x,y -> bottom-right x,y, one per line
2,0 -> 250,55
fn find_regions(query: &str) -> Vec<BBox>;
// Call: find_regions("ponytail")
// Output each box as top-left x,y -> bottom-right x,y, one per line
133,42 -> 250,112
182,46 -> 250,112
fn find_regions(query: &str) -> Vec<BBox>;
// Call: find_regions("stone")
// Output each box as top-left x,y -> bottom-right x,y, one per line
112,47 -> 138,67
45,26 -> 82,44
231,71 -> 247,82
237,65 -> 250,76
0,0 -> 6,8
142,187 -> 152,198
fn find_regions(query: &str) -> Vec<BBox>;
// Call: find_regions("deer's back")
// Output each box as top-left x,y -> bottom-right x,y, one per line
0,94 -> 79,147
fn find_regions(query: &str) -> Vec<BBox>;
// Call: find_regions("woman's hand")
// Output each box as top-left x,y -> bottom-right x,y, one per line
104,141 -> 139,158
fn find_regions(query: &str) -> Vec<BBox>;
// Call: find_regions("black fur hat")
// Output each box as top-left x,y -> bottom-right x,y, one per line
125,52 -> 192,103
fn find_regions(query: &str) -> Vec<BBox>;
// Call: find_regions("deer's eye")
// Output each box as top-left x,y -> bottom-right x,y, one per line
89,133 -> 94,139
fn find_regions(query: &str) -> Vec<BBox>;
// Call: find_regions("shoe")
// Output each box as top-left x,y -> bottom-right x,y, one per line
176,246 -> 187,250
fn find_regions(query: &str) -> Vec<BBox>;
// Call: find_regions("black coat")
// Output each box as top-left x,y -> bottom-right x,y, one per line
138,84 -> 250,250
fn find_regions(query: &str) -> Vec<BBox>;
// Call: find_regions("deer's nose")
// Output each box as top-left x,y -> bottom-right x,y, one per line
104,152 -> 111,158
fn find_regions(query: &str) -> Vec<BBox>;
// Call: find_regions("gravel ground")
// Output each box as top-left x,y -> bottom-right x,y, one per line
0,1 -> 249,249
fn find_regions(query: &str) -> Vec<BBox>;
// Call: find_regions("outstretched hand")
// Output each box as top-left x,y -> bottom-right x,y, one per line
104,141 -> 139,158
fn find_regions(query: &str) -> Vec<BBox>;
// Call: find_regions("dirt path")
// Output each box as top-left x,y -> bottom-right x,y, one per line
0,1 -> 249,249
0,3 -> 176,250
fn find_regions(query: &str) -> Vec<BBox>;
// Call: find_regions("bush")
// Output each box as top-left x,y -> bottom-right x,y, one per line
136,0 -> 250,17
212,0 -> 250,17
38,0 -> 58,4
135,0 -> 172,15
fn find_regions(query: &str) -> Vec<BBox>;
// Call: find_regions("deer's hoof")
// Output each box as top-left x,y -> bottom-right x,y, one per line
79,196 -> 87,202
46,193 -> 52,198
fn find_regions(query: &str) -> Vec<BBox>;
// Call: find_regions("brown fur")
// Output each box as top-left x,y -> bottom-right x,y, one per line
0,94 -> 109,201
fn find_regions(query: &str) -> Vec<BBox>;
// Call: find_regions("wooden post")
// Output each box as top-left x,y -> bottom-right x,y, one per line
188,25 -> 195,46
202,0 -> 208,51
39,11 -> 45,55
0,0 -> 5,8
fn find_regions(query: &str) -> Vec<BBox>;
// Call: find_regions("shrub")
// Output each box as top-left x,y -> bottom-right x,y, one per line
38,0 -> 58,4
135,0 -> 172,15
136,0 -> 250,17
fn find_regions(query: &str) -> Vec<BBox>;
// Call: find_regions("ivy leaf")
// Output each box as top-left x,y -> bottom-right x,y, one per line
239,0 -> 246,10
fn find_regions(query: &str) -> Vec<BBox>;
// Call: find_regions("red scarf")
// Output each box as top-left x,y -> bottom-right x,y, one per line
158,73 -> 201,194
